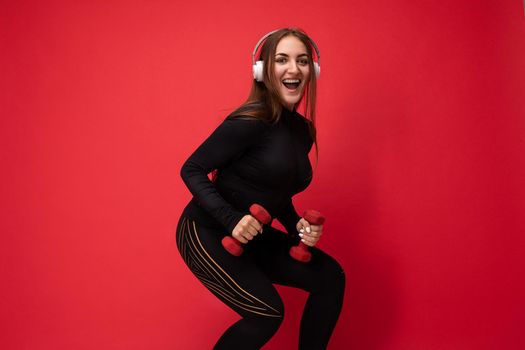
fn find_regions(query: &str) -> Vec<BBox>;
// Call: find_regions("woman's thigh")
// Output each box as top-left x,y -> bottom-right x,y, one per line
176,215 -> 283,319
252,226 -> 345,293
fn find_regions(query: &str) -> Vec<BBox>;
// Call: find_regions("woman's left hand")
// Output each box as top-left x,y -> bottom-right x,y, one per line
296,218 -> 323,247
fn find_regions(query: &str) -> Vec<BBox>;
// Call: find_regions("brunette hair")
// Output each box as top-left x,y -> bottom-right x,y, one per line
229,28 -> 319,162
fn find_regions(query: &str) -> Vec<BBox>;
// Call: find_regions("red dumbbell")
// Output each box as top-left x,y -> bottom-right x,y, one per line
289,210 -> 325,263
221,204 -> 272,256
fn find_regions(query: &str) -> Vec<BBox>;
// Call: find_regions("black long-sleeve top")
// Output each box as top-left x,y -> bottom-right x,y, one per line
180,107 -> 313,237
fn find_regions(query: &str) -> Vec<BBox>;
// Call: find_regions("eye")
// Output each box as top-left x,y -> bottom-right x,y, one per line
275,57 -> 287,64
298,58 -> 309,66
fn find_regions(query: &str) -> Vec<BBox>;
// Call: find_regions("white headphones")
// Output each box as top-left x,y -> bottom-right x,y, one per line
252,29 -> 321,82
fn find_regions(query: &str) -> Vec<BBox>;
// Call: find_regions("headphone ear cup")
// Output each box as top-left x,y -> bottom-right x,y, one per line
253,61 -> 264,82
314,62 -> 321,79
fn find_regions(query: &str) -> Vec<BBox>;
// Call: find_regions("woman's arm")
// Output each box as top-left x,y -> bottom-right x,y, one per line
180,116 -> 268,234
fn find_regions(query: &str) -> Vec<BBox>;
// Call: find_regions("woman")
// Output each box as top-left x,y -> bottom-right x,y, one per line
176,28 -> 345,349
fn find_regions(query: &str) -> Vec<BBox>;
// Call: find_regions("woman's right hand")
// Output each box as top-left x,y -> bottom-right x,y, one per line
232,215 -> 263,244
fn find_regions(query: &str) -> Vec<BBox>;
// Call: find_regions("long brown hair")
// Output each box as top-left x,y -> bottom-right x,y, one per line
229,28 -> 319,162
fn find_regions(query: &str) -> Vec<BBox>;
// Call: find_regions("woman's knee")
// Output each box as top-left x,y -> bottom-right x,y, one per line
214,296 -> 284,350
256,313 -> 285,334
239,312 -> 285,343
327,257 -> 345,289
314,251 -> 346,293
242,293 -> 285,334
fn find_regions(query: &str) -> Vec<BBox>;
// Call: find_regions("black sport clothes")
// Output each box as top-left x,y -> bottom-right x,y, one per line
180,107 -> 313,236
177,107 -> 345,349
176,216 -> 345,349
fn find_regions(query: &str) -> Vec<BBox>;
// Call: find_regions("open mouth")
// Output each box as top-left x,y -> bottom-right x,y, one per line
282,79 -> 301,90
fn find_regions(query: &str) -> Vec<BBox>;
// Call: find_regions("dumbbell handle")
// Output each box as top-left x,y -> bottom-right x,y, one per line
289,210 -> 325,263
221,204 -> 271,256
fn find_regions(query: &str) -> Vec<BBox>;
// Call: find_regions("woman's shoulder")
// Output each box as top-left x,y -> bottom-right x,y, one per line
226,102 -> 272,125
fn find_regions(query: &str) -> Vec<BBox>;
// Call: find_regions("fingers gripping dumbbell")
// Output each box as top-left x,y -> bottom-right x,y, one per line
221,204 -> 272,256
289,210 -> 325,263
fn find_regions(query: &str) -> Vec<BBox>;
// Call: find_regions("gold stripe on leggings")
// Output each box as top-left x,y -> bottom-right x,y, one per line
178,217 -> 281,318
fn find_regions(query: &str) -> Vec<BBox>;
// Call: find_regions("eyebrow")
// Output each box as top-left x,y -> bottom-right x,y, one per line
275,53 -> 309,57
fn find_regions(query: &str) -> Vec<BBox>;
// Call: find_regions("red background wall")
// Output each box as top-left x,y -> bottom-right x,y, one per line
2,0 -> 524,349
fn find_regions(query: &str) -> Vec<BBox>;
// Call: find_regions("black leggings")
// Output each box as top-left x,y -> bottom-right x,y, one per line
176,215 -> 346,350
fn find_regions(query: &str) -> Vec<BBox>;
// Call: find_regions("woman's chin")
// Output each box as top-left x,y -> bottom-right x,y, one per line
281,94 -> 302,109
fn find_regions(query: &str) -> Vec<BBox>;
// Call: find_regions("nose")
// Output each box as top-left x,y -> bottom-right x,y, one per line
287,61 -> 299,74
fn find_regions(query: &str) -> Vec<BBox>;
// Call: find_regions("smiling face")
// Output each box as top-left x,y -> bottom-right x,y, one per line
273,35 -> 311,111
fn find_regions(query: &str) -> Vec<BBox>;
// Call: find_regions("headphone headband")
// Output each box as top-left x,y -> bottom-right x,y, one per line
251,29 -> 321,82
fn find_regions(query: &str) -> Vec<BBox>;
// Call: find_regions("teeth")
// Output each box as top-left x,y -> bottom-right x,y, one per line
283,79 -> 300,83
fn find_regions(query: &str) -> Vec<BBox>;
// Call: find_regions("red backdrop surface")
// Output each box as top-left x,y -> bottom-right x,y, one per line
2,0 -> 524,349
